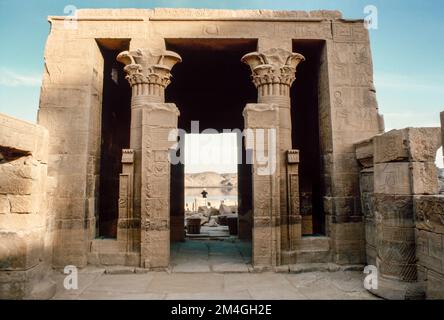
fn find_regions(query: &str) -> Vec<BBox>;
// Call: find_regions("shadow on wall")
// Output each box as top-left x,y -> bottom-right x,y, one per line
0,154 -> 55,299
0,147 -> 31,163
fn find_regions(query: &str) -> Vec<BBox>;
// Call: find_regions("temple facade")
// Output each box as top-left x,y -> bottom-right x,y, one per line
0,8 -> 442,300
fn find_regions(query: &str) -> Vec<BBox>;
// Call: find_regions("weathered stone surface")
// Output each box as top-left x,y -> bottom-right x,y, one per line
427,270 -> 444,299
374,162 -> 410,195
374,128 -> 441,164
0,195 -> 10,214
8,195 -> 38,214
374,162 -> 438,195
355,138 -> 374,168
359,168 -> 374,193
414,195 -> 444,233
0,113 -> 48,163
12,6 -> 444,300
0,230 -> 43,270
374,194 -> 414,227
411,162 -> 439,195
416,230 -> 443,273
0,113 -> 51,300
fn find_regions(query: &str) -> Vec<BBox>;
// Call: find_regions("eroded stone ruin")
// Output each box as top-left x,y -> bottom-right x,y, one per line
0,8 -> 443,299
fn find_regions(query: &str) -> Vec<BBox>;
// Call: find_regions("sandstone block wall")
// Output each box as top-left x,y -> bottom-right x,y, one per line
356,126 -> 443,300
414,195 -> 444,299
0,113 -> 54,299
38,32 -> 104,268
410,113 -> 444,299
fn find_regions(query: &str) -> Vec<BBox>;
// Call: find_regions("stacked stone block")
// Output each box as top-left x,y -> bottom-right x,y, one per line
356,127 -> 441,299
0,113 -> 54,299
411,114 -> 444,299
414,195 -> 444,299
355,138 -> 376,265
324,20 -> 382,265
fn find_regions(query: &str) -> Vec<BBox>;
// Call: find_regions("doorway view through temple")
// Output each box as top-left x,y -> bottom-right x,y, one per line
166,38 -> 255,272
170,133 -> 252,272
184,133 -> 239,241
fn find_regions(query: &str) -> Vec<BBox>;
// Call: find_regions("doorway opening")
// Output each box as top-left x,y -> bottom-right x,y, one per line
184,133 -> 239,239
165,38 -> 256,271
97,40 -> 131,238
291,40 -> 326,236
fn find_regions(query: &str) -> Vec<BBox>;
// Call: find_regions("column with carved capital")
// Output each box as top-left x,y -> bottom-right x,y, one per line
242,48 -> 304,257
117,49 -> 181,267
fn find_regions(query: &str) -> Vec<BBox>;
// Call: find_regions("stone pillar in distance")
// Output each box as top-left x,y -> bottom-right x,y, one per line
242,48 -> 305,255
117,49 -> 181,268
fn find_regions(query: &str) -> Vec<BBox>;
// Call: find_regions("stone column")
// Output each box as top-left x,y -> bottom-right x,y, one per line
140,104 -> 179,269
117,49 -> 181,268
242,48 -> 305,254
243,104 -> 281,267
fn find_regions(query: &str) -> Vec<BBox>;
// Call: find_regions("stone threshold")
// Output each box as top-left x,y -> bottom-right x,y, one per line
83,263 -> 364,275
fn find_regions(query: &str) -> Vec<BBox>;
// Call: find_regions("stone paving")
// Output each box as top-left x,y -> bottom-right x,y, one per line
170,239 -> 252,273
51,240 -> 379,300
51,268 -> 379,300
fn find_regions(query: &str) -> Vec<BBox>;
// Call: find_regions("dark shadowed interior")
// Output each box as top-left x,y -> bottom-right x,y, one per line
96,38 -> 326,239
98,43 -> 131,238
291,40 -> 325,235
165,38 -> 257,242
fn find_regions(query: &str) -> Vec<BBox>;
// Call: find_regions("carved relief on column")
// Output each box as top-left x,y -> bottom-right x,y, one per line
117,49 -> 182,102
241,48 -> 305,99
286,150 -> 302,251
117,149 -> 140,253
243,103 -> 281,267
141,103 -> 180,269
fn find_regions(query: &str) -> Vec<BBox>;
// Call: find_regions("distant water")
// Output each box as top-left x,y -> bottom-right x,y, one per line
185,187 -> 237,209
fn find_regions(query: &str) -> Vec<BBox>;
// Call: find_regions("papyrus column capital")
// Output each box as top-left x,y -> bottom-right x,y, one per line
241,48 -> 305,97
117,49 -> 182,100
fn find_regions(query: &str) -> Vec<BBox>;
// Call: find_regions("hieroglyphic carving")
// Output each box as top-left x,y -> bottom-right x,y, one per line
139,105 -> 178,268
286,149 -> 301,248
374,163 -> 411,195
414,196 -> 444,232
277,21 -> 332,39
117,149 -> 136,251
333,22 -> 368,43
254,183 -> 272,211
243,103 -> 281,266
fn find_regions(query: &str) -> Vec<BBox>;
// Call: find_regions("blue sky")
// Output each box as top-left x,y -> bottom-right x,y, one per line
0,0 -> 443,170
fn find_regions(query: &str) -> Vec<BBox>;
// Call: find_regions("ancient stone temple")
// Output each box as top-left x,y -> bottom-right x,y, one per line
0,8 -> 443,300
